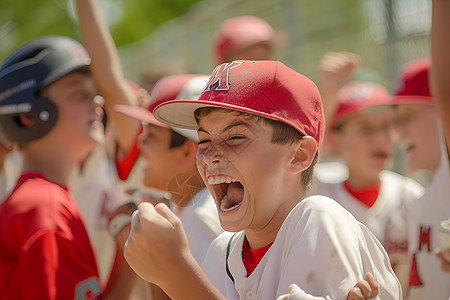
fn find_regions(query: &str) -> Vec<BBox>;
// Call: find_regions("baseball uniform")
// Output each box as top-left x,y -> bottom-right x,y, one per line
310,169 -> 424,290
0,172 -> 101,300
406,128 -> 450,299
201,195 -> 402,300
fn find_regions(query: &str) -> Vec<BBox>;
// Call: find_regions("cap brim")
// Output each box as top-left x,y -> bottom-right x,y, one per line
114,104 -> 169,128
153,99 -> 305,138
114,104 -> 199,142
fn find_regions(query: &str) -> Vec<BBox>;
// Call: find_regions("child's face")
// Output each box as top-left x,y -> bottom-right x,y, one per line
331,108 -> 394,181
43,72 -> 104,158
196,110 -> 300,233
395,104 -> 441,173
138,124 -> 184,192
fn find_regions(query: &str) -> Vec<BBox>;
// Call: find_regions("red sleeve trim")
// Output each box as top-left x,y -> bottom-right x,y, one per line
116,127 -> 142,180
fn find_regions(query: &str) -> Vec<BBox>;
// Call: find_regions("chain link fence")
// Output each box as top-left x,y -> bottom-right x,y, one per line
120,0 -> 431,94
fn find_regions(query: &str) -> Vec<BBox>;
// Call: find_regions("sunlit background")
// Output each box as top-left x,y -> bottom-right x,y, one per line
1,0 -> 431,92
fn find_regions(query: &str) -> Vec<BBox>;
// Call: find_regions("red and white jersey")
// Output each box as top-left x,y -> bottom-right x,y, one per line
0,172 -> 101,300
406,131 -> 450,300
171,188 -> 223,264
310,169 -> 424,291
201,196 -> 402,300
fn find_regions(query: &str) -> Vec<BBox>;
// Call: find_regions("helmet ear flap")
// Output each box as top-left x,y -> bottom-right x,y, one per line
1,96 -> 58,143
26,96 -> 58,140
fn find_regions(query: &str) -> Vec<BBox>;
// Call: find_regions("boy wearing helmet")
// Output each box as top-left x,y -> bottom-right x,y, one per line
124,60 -> 402,299
0,36 -> 136,299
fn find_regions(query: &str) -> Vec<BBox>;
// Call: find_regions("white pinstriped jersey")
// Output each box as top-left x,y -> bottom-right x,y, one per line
201,196 -> 402,300
310,169 -> 424,292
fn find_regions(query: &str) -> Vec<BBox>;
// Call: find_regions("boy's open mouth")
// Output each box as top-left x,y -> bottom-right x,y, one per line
208,176 -> 244,212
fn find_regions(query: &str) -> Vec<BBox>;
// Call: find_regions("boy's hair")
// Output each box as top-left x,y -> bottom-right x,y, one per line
169,129 -> 188,148
195,107 -> 317,190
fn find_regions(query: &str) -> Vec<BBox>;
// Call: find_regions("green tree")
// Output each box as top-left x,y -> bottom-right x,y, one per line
0,0 -> 203,61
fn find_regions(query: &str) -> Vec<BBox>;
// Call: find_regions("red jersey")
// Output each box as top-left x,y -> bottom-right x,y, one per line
0,172 -> 101,300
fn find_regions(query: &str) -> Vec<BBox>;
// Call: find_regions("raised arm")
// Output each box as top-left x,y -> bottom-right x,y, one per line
431,0 -> 450,153
318,51 -> 361,125
74,0 -> 142,154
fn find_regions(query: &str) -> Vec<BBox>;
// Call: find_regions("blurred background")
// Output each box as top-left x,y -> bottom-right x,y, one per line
1,0 -> 431,92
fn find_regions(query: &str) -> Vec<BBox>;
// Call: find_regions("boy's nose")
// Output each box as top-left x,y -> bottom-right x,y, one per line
199,143 -> 227,166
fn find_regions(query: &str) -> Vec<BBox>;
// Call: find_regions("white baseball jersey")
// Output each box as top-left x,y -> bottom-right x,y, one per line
69,145 -> 130,281
171,188 -> 223,264
406,129 -> 450,300
201,195 -> 402,300
310,169 -> 424,291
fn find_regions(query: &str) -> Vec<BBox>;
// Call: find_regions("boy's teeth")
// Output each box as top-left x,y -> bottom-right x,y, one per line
220,195 -> 241,211
208,176 -> 238,185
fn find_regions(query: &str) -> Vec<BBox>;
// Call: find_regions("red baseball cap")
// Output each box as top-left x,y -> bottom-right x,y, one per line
393,57 -> 434,105
330,81 -> 392,127
115,74 -> 208,141
153,60 -> 325,153
214,15 -> 274,64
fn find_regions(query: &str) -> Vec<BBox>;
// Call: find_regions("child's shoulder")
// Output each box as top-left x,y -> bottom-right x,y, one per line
294,194 -> 351,217
380,169 -> 425,198
281,195 -> 360,234
3,173 -> 73,218
210,231 -> 239,248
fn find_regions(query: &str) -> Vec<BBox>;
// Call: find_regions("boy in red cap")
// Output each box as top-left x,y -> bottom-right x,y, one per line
125,60 -> 401,299
393,48 -> 450,300
311,53 -> 424,294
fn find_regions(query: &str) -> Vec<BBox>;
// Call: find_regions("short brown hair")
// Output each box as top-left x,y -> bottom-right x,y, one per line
195,107 -> 317,190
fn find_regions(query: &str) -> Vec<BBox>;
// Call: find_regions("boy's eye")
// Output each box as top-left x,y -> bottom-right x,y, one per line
72,90 -> 92,101
198,139 -> 211,145
227,136 -> 246,143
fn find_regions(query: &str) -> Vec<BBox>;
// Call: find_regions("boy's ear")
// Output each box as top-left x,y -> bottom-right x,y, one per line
287,136 -> 317,174
178,139 -> 198,167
